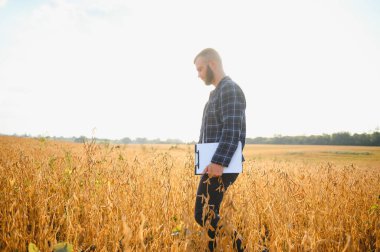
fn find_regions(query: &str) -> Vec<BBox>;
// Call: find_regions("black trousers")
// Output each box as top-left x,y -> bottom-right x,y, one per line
194,173 -> 240,250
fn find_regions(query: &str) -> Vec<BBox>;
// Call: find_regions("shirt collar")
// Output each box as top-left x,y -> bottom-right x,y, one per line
214,76 -> 231,91
209,76 -> 231,97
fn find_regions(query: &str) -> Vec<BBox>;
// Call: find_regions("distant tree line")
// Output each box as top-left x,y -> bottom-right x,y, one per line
3,131 -> 380,146
246,131 -> 380,146
117,137 -> 184,144
70,136 -> 184,144
0,133 -> 185,144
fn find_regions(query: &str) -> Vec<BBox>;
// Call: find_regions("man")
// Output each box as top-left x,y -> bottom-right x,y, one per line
194,48 -> 246,251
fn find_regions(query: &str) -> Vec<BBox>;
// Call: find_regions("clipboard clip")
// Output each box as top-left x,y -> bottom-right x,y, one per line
194,145 -> 199,173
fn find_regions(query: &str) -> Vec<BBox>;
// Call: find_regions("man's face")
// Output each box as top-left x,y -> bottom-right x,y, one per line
195,57 -> 214,85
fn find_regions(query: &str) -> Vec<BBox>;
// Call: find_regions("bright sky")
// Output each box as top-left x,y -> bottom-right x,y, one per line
1,0 -> 379,142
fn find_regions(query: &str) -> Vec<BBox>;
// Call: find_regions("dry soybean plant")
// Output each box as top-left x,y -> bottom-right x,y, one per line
0,136 -> 379,251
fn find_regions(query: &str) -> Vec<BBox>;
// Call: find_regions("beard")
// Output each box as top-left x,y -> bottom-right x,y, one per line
204,65 -> 214,85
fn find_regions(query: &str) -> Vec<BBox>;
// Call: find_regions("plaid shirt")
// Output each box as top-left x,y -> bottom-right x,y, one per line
199,76 -> 246,167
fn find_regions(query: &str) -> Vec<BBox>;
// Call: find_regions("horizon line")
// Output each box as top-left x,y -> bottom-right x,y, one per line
1,129 -> 379,142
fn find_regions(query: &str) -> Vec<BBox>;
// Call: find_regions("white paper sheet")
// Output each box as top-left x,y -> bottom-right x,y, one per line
195,141 -> 243,175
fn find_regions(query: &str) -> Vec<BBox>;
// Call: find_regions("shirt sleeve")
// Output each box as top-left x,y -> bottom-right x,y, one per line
211,83 -> 245,167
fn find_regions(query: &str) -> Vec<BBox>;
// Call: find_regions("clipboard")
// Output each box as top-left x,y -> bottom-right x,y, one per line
194,141 -> 243,175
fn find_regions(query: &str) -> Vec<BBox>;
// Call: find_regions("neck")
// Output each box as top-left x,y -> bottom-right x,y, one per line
212,71 -> 226,87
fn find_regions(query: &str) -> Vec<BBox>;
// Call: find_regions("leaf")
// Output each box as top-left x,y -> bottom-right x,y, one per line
171,223 -> 183,235
53,242 -> 74,252
28,243 -> 40,252
371,204 -> 379,210
369,204 -> 379,214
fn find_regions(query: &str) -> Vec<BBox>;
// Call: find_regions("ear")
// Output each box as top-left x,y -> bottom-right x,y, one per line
208,60 -> 217,70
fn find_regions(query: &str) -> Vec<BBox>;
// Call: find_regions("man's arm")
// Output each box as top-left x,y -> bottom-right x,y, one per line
211,83 -> 245,168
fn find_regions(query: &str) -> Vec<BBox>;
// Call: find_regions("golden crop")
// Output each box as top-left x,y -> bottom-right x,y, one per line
0,136 -> 379,251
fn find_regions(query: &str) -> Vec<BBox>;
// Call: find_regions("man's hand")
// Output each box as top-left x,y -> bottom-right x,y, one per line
202,163 -> 224,177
